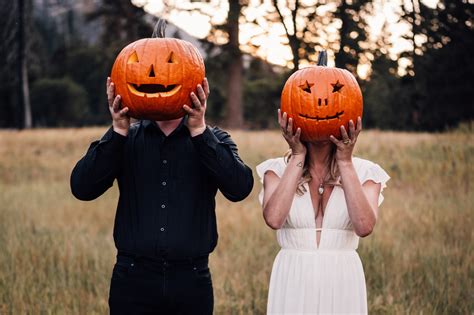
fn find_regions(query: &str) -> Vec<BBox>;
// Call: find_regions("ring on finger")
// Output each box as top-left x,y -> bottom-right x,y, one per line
343,139 -> 350,144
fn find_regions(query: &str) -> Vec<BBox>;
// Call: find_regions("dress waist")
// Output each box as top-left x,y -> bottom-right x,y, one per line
277,228 -> 359,251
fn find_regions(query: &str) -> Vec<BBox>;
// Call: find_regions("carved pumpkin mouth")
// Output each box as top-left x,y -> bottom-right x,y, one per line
299,111 -> 345,121
127,83 -> 182,97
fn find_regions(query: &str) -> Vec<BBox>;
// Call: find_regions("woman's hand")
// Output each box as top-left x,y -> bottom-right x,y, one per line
184,78 -> 210,137
329,116 -> 362,164
278,109 -> 306,156
107,77 -> 130,136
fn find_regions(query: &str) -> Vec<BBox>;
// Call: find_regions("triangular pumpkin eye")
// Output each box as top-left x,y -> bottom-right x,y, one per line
167,52 -> 176,63
127,51 -> 139,64
148,65 -> 156,77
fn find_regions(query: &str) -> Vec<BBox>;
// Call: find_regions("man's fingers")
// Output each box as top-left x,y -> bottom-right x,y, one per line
190,92 -> 201,110
112,95 -> 121,111
203,78 -> 210,97
278,109 -> 282,125
119,107 -> 129,116
106,77 -> 110,90
196,84 -> 206,105
183,104 -> 194,115
107,82 -> 115,105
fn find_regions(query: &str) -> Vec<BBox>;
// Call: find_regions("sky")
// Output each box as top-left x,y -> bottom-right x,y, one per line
132,0 -> 438,78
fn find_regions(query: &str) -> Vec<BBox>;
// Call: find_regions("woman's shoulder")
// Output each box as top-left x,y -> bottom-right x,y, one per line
352,156 -> 390,185
256,157 -> 286,181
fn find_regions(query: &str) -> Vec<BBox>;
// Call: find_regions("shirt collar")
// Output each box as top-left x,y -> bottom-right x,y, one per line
142,116 -> 188,136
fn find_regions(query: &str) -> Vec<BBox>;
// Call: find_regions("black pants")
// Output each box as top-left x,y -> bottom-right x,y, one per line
109,252 -> 213,315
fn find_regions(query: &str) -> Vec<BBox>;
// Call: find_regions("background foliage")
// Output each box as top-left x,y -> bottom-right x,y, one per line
0,0 -> 472,130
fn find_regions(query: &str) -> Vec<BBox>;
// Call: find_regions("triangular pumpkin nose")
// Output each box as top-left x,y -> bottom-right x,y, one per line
148,65 -> 156,77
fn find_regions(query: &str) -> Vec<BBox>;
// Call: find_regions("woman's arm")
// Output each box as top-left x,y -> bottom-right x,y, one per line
338,162 -> 381,237
330,117 -> 380,237
262,154 -> 305,229
262,110 -> 307,229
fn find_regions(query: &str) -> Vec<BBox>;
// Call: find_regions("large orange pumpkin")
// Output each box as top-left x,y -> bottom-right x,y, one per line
281,51 -> 363,142
111,35 -> 205,121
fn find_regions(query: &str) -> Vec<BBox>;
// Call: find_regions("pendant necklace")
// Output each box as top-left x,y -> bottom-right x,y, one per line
318,183 -> 324,195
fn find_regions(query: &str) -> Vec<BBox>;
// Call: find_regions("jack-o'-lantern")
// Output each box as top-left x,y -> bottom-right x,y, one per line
110,23 -> 205,121
281,51 -> 363,142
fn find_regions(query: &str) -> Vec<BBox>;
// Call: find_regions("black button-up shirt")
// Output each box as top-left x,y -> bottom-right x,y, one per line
70,119 -> 253,259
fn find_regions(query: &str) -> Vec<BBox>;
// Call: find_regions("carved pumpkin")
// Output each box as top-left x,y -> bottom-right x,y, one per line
111,35 -> 205,121
281,51 -> 363,142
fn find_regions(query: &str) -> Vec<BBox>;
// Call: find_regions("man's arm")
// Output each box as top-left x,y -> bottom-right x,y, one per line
70,128 -> 126,201
191,126 -> 254,201
183,78 -> 253,202
71,77 -> 130,201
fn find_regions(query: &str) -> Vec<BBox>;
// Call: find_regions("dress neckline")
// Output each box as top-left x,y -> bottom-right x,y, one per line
305,183 -> 338,248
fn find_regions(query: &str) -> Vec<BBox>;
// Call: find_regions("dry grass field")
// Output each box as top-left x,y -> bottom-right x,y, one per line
0,127 -> 472,314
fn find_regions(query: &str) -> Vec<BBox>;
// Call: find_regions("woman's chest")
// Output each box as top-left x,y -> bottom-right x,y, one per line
284,186 -> 354,230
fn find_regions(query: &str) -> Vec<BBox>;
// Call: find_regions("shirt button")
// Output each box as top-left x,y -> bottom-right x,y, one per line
162,181 -> 167,186
161,204 -> 166,209
160,227 -> 165,232
162,160 -> 167,164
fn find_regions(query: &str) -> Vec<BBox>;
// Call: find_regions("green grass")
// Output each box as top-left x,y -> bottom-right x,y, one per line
0,127 -> 472,314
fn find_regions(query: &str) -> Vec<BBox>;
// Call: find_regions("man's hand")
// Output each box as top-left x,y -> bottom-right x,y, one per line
183,78 -> 210,137
107,77 -> 130,137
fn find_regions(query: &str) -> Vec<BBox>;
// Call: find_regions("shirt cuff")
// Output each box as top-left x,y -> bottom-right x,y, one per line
190,126 -> 219,151
98,127 -> 127,152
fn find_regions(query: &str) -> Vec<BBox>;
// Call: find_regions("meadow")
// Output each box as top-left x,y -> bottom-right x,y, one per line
0,127 -> 472,314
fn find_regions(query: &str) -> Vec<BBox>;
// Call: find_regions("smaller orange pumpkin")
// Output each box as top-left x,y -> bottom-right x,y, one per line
110,21 -> 205,121
280,51 -> 363,142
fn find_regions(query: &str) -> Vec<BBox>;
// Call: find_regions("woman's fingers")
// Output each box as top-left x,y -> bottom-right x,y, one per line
355,116 -> 362,136
287,117 -> 294,136
294,127 -> 302,140
349,120 -> 356,140
329,135 -> 340,146
280,112 -> 288,130
340,125 -> 350,142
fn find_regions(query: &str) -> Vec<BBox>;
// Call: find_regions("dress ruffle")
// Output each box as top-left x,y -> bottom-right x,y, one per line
256,158 -> 286,204
355,158 -> 391,206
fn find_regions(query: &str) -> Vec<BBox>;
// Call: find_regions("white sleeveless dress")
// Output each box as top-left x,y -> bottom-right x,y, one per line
256,157 -> 390,315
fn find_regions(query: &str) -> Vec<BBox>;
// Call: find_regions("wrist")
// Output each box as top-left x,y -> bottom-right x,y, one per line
337,158 -> 353,168
113,125 -> 128,137
289,153 -> 306,166
189,124 -> 206,137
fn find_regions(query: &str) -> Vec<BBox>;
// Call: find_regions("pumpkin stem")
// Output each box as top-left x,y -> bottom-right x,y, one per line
317,51 -> 328,66
152,19 -> 167,38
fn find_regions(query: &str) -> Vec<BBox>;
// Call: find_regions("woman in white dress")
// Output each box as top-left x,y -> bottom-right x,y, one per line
257,111 -> 390,315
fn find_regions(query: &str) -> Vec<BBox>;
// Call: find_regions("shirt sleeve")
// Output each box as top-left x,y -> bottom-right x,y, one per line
190,126 -> 254,202
70,127 -> 126,201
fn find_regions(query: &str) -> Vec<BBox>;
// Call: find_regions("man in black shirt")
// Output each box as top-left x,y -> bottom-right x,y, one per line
70,77 -> 254,314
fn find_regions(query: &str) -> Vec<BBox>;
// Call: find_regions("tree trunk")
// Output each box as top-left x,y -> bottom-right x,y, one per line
224,0 -> 243,129
18,0 -> 32,129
